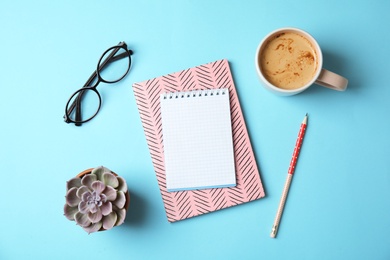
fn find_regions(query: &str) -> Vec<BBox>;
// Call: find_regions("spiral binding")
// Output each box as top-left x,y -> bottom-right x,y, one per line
162,88 -> 227,100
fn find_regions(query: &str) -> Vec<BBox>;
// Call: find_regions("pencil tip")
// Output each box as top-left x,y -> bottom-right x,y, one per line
302,113 -> 308,124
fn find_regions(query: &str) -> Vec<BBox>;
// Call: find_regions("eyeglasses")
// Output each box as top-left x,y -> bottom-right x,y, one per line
64,42 -> 133,126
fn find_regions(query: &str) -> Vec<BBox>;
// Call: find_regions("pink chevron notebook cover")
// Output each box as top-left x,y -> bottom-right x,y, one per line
132,59 -> 265,222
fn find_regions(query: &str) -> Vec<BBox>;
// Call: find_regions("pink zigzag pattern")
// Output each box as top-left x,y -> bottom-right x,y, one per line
133,59 -> 265,222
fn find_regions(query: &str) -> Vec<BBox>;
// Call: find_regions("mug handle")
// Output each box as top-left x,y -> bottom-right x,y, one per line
315,69 -> 348,91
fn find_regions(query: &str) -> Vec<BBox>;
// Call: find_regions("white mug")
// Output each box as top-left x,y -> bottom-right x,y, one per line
255,27 -> 348,96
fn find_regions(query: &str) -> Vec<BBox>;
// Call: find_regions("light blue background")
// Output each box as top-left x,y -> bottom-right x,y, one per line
1,0 -> 389,259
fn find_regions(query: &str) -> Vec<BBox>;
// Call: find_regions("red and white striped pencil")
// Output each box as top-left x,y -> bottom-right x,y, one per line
270,114 -> 308,238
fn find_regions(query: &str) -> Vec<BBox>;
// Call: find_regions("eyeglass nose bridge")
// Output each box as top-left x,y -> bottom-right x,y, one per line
88,73 -> 102,89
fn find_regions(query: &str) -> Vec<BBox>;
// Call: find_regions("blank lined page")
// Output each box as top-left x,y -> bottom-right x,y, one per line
160,88 -> 236,192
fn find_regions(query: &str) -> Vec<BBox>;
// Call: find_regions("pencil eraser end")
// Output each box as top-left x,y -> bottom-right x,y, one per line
270,225 -> 277,238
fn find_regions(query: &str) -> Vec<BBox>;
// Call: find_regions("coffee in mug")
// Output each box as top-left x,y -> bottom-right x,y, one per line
255,28 -> 348,96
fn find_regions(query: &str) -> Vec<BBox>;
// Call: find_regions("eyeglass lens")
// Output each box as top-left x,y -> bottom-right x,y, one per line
98,46 -> 131,83
66,88 -> 101,123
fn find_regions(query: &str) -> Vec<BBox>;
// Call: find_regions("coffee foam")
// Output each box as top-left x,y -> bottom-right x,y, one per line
260,32 -> 318,90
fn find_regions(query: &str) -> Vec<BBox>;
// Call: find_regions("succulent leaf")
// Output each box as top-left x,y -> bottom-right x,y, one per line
117,176 -> 128,192
78,201 -> 89,214
66,187 -> 81,207
113,191 -> 126,209
103,185 -> 117,201
102,172 -> 119,188
64,204 -> 78,220
66,177 -> 82,191
76,186 -> 90,199
75,211 -> 91,227
103,212 -> 118,230
83,222 -> 102,234
91,181 -> 106,195
88,208 -> 103,223
81,174 -> 97,189
115,208 -> 126,226
101,201 -> 112,216
81,191 -> 91,201
91,166 -> 109,181
89,203 -> 99,214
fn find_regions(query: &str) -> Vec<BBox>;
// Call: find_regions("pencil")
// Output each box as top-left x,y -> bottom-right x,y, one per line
270,114 -> 308,238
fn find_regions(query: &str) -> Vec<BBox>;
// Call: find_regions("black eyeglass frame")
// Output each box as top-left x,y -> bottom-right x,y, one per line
64,42 -> 133,126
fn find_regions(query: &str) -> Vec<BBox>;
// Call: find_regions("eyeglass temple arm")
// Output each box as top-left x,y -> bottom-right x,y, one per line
66,44 -> 132,119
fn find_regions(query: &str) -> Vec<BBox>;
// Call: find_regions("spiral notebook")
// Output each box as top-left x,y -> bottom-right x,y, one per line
132,59 -> 265,222
160,88 -> 236,192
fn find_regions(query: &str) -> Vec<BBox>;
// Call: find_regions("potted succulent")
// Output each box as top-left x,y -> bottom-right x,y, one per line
64,166 -> 130,233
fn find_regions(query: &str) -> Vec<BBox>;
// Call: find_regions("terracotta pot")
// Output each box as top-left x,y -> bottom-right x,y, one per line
76,168 -> 130,231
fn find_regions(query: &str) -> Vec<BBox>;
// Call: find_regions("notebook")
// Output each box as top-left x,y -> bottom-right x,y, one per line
160,88 -> 236,192
132,59 -> 265,222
